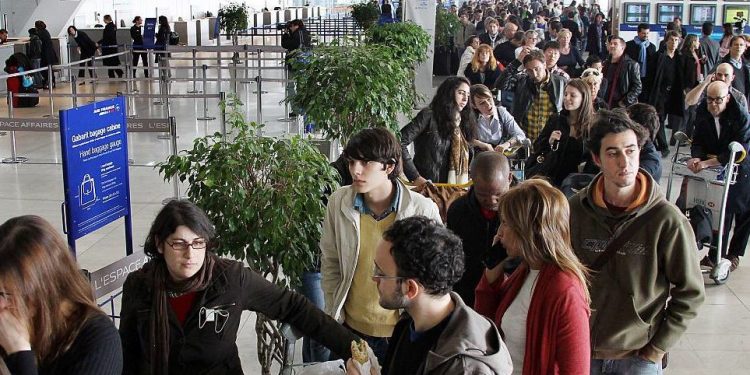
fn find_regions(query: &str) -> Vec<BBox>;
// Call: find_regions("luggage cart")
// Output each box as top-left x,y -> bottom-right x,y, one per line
504,138 -> 532,182
666,132 -> 747,284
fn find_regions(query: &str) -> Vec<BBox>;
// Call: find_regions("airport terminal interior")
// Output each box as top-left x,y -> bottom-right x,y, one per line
0,0 -> 750,373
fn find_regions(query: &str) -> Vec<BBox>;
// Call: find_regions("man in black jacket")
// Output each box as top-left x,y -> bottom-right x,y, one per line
624,23 -> 656,102
495,49 -> 565,142
647,31 -> 683,157
493,31 -> 524,67
687,81 -> 750,271
603,36 -> 642,108
446,152 -> 512,307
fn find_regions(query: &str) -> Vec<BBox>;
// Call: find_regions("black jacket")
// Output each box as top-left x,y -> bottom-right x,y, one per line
692,95 -> 750,173
700,36 -> 721,73
463,64 -> 501,87
624,39 -> 657,79
400,108 -> 473,182
586,22 -> 608,58
446,188 -> 500,307
602,54 -> 642,107
38,28 -> 59,66
640,140 -> 663,181
647,51 -> 684,116
74,31 -> 98,59
131,25 -> 144,46
99,22 -> 121,66
119,259 -> 358,375
479,32 -> 500,48
156,23 -> 171,48
495,59 -> 565,136
526,113 -> 586,186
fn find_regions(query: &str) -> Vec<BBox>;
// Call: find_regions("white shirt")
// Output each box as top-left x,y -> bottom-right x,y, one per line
714,116 -> 721,138
501,269 -> 541,375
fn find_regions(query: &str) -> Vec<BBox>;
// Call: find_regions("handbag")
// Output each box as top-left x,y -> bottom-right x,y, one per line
412,182 -> 468,223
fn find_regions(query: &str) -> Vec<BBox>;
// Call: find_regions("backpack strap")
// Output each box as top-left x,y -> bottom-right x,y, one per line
590,200 -> 668,271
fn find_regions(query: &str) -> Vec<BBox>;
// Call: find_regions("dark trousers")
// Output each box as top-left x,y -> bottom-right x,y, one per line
107,67 -> 124,78
132,52 -> 149,77
725,173 -> 750,257
41,63 -> 55,87
78,59 -> 95,79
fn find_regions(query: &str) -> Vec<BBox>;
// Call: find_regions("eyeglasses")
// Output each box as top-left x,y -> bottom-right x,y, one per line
372,264 -> 406,281
167,238 -> 207,251
707,95 -> 727,104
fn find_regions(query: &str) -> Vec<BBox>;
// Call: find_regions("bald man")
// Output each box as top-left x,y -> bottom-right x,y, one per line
688,80 -> 750,271
685,63 -> 748,108
446,152 -> 513,306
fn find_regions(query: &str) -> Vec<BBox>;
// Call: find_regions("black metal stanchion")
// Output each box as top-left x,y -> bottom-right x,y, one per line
198,65 -> 216,121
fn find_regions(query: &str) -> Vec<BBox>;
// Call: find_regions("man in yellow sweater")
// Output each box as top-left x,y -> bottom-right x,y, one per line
320,128 -> 441,363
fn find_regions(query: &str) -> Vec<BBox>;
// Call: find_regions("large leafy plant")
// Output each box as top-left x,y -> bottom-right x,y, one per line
289,40 -> 419,140
434,6 -> 460,48
350,1 -> 380,30
367,21 -> 431,65
158,96 -> 339,287
218,2 -> 249,35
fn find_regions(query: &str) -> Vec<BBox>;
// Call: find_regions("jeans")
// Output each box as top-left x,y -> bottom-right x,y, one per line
590,357 -> 663,375
298,271 -> 330,363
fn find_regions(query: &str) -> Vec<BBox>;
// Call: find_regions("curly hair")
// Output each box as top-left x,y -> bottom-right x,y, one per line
429,76 -> 477,142
470,44 -> 498,73
586,108 -> 649,155
383,216 -> 464,296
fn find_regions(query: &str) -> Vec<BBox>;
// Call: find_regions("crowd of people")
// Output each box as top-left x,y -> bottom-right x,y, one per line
2,0 -> 750,374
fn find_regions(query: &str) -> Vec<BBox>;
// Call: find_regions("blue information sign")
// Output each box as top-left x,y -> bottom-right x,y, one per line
60,97 -> 133,255
143,17 -> 157,49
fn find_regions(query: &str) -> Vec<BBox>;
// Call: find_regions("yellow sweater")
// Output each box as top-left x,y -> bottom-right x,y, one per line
343,213 -> 400,337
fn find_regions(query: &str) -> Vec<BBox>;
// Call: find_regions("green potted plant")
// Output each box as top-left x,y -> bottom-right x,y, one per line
159,96 -> 339,374
433,7 -> 460,75
366,21 -> 431,66
350,1 -> 380,30
218,2 -> 249,42
288,40 -> 422,141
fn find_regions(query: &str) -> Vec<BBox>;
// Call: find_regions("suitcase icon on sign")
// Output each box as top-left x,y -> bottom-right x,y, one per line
80,174 -> 97,207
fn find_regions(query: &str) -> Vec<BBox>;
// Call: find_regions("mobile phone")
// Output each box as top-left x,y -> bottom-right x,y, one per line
482,241 -> 508,269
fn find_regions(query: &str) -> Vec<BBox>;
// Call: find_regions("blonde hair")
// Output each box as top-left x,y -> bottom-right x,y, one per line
558,28 -> 572,41
498,179 -> 590,303
471,44 -> 498,73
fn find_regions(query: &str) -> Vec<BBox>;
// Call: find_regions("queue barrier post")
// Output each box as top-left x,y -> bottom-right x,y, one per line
187,48 -> 200,94
71,75 -> 79,108
197,64 -> 216,121
47,65 -> 55,118
252,49 -> 268,94
2,92 -> 27,164
220,91 -> 227,138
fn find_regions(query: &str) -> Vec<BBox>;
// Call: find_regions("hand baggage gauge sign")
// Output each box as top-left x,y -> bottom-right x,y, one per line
60,97 -> 132,246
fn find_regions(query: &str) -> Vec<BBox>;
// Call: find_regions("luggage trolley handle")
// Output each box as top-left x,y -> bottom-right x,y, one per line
717,142 -> 746,185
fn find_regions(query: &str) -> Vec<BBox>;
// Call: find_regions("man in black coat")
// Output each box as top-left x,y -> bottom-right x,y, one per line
603,36 -> 642,108
99,14 -> 123,78
446,152 -> 512,307
688,81 -> 750,271
494,31 -> 524,67
624,23 -> 656,102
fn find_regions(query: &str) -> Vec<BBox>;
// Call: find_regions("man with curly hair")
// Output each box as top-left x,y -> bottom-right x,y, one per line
346,216 -> 512,375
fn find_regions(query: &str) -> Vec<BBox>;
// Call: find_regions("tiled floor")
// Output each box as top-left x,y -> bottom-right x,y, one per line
0,51 -> 748,373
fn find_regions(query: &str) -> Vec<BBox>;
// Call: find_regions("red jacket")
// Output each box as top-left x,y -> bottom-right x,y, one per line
475,263 -> 591,375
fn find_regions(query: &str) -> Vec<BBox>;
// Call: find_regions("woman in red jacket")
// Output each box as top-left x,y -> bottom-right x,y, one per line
475,178 -> 591,374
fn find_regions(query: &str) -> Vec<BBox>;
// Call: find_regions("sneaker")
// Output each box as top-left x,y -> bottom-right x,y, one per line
727,255 -> 741,272
700,256 -> 715,268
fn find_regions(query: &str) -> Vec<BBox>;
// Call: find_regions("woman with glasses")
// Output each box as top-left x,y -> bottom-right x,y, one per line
469,84 -> 526,153
0,216 -> 123,374
464,44 -> 502,87
525,79 -> 595,186
475,178 -> 590,374
514,30 -> 540,60
119,200 -> 358,374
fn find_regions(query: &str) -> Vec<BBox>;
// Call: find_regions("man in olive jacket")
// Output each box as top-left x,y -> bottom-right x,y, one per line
569,110 -> 705,373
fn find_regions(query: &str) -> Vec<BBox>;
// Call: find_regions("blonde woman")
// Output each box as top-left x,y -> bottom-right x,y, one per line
464,44 -> 501,87
580,68 -> 608,110
475,179 -> 590,375
556,28 -> 584,76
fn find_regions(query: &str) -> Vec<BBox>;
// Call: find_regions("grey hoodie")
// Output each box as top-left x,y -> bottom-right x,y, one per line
388,292 -> 513,375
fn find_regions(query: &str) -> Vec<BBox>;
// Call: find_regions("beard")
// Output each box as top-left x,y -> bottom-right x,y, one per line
379,283 -> 409,310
